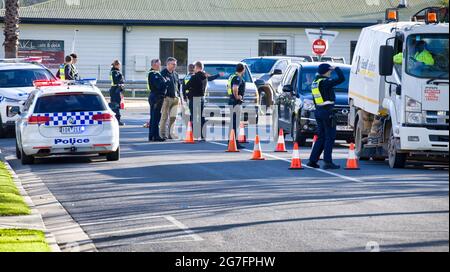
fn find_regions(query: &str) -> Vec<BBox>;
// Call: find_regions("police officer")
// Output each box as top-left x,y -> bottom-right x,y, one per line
70,53 -> 81,80
228,63 -> 246,149
56,55 -> 75,80
182,64 -> 196,102
184,61 -> 223,140
109,60 -> 125,126
148,59 -> 167,142
307,64 -> 346,170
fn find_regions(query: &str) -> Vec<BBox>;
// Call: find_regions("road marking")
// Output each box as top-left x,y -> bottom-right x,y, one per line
89,225 -> 175,238
81,215 -> 204,243
165,215 -> 204,241
210,141 -> 363,183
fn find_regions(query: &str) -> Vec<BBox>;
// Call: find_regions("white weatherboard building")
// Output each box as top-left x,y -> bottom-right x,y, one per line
0,0 -> 441,81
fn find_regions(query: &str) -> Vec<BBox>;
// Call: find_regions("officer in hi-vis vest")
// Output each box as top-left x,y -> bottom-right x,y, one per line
307,63 -> 346,170
56,55 -> 75,81
227,63 -> 246,149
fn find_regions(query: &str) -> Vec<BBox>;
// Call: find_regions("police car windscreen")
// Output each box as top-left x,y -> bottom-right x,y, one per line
0,69 -> 55,88
33,94 -> 106,113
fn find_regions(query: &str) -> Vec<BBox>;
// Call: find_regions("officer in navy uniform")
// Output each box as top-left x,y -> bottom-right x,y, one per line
56,55 -> 75,81
307,63 -> 346,170
147,59 -> 168,142
109,60 -> 125,126
228,63 -> 246,149
70,53 -> 81,80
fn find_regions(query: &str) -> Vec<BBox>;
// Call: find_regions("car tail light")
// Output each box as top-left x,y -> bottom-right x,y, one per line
93,113 -> 113,122
28,116 -> 50,125
33,80 -> 63,88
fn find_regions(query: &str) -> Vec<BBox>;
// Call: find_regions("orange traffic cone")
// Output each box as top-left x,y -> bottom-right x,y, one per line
251,135 -> 266,160
289,143 -> 304,170
345,143 -> 360,170
275,129 -> 288,152
238,122 -> 248,144
184,121 -> 195,144
226,129 -> 239,152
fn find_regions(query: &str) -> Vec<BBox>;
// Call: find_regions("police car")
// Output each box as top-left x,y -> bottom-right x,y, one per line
15,79 -> 120,165
0,58 -> 56,137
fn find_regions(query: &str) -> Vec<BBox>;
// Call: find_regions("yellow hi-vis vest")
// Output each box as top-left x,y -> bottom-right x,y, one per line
109,70 -> 117,86
311,78 -> 326,105
59,64 -> 66,81
147,70 -> 161,92
227,74 -> 239,96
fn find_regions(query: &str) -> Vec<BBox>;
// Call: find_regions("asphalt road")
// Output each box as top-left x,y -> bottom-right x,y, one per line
0,108 -> 448,252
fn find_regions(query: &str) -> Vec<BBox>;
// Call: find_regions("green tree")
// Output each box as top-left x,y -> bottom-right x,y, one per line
3,0 -> 20,58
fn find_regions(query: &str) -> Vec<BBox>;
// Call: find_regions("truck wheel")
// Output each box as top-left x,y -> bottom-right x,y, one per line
20,148 -> 34,165
355,117 -> 370,160
106,147 -> 120,161
16,141 -> 22,159
388,130 -> 406,169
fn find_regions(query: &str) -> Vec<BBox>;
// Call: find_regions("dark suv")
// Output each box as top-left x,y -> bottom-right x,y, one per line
275,62 -> 353,146
242,57 -> 306,112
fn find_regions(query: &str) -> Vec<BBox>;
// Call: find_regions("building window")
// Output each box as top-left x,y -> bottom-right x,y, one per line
259,40 -> 287,56
160,39 -> 188,74
350,41 -> 358,64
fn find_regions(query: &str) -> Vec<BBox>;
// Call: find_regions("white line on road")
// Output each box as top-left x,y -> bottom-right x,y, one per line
210,141 -> 363,183
89,224 -> 175,238
165,216 -> 204,242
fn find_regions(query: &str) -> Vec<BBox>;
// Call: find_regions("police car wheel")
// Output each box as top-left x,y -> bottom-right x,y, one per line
106,147 -> 120,161
15,141 -> 21,159
20,148 -> 34,165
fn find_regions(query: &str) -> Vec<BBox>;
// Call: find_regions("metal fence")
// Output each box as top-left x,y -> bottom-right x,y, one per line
97,80 -> 150,98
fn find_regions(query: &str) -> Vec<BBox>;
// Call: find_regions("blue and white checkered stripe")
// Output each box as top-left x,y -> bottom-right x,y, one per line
34,112 -> 104,126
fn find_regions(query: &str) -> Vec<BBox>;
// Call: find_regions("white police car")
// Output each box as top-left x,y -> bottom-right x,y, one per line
15,79 -> 120,164
0,58 -> 56,137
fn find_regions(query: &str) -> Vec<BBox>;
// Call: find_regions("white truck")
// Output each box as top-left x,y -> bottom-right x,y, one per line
348,7 -> 449,168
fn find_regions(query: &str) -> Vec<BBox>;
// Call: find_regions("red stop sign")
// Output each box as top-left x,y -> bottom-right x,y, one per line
312,39 -> 327,55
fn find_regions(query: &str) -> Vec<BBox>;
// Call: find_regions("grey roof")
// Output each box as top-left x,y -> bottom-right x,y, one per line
0,0 -> 443,27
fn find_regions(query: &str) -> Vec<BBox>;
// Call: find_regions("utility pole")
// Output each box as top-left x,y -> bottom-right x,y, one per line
3,0 -> 19,58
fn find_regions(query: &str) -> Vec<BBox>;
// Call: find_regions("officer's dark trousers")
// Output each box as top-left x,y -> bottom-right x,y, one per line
149,94 -> 164,140
109,86 -> 122,122
229,102 -> 241,145
309,106 -> 337,164
189,97 -> 206,139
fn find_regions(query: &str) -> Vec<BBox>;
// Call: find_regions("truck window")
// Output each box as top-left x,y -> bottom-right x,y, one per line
405,34 -> 449,79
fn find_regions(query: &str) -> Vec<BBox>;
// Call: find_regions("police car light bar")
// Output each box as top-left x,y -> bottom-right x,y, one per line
33,80 -> 64,88
0,57 -> 43,64
76,78 -> 98,85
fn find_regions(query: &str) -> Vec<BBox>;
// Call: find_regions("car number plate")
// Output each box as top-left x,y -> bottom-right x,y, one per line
336,125 -> 353,131
60,126 -> 85,134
